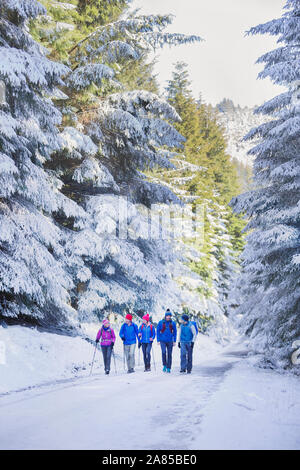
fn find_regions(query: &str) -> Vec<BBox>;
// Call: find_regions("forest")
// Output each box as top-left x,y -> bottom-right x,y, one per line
0,0 -> 299,371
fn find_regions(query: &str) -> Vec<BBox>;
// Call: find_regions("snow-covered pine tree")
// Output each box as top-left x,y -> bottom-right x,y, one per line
149,63 -> 243,335
39,6 -> 202,321
231,0 -> 300,368
0,0 -> 84,327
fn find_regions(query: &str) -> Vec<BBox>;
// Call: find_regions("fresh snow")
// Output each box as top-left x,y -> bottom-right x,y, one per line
0,326 -> 96,394
192,357 -> 300,450
216,99 -> 268,166
0,325 -> 299,450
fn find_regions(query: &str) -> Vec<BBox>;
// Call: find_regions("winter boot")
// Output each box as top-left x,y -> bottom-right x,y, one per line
180,369 -> 186,373
163,366 -> 167,372
167,368 -> 171,373
187,370 -> 191,374
105,370 -> 110,375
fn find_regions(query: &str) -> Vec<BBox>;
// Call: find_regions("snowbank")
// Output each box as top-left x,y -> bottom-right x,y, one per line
0,325 -> 97,394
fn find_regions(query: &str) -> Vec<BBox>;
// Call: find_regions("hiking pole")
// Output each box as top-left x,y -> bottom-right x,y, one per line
151,344 -> 156,371
89,343 -> 97,377
112,350 -> 117,374
97,344 -> 103,368
123,344 -> 126,371
138,345 -> 141,366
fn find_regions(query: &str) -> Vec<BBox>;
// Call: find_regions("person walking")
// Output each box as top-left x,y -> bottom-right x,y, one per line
157,309 -> 177,373
96,319 -> 116,375
178,314 -> 197,374
138,314 -> 156,371
119,313 -> 139,373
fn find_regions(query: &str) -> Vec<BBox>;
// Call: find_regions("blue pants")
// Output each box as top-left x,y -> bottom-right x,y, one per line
160,341 -> 173,369
181,342 -> 193,372
142,343 -> 152,369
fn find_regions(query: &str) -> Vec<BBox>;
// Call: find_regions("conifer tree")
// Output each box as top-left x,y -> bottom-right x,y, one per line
0,0 -> 83,326
153,62 -> 244,327
231,0 -> 300,368
31,2 -> 202,320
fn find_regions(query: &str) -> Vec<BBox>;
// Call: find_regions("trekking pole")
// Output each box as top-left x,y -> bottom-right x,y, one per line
151,344 -> 156,371
138,346 -> 141,366
112,350 -> 117,374
123,345 -> 126,371
97,344 -> 103,368
89,343 -> 97,377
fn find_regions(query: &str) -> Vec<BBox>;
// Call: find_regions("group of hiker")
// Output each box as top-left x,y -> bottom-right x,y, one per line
95,309 -> 198,375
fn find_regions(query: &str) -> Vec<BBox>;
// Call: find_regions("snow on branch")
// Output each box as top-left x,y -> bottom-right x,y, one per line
1,0 -> 46,24
67,64 -> 117,90
0,47 -> 68,89
108,90 -> 181,122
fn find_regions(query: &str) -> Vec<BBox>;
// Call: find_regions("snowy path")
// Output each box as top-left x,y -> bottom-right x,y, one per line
0,343 -> 300,450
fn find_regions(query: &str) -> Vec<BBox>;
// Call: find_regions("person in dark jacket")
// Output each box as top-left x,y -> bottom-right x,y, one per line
119,314 -> 139,373
178,314 -> 197,374
138,314 -> 156,371
157,309 -> 177,373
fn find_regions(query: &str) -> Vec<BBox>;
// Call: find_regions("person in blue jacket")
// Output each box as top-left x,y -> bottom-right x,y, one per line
138,314 -> 156,372
119,314 -> 139,373
178,314 -> 197,374
157,309 -> 177,373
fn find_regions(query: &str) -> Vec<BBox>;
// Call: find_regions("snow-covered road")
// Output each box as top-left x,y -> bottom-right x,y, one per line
1,341 -> 300,450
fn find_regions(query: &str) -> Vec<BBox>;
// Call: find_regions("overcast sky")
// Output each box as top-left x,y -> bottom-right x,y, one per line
131,0 -> 286,107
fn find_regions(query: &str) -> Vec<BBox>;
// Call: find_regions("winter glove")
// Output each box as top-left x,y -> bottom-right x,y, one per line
191,342 -> 194,349
121,337 -> 125,342
178,342 -> 181,349
96,339 -> 99,344
138,342 -> 142,349
111,342 -> 114,349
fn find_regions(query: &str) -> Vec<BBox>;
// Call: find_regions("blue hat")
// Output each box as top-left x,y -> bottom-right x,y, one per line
165,309 -> 172,317
182,314 -> 189,322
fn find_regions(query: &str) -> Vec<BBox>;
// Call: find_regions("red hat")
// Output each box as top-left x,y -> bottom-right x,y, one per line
125,313 -> 133,321
142,314 -> 150,322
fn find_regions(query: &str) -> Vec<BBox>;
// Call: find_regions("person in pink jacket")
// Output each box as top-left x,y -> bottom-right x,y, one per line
96,319 -> 116,375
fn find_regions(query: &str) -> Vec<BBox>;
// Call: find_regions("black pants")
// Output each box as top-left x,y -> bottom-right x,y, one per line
160,341 -> 173,369
101,345 -> 112,372
142,343 -> 152,369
